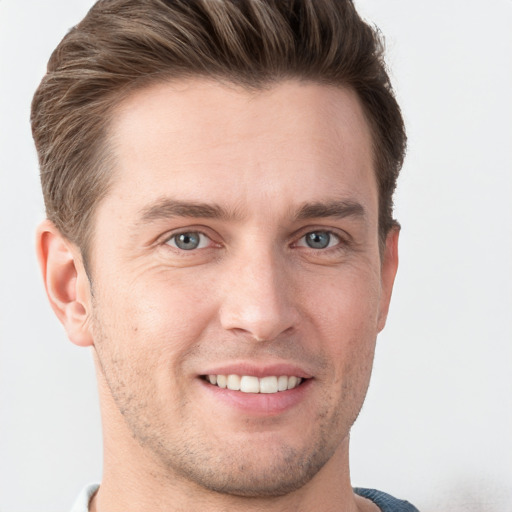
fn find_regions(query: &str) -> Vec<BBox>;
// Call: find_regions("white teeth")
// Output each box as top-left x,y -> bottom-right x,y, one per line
287,376 -> 298,390
277,375 -> 288,391
227,374 -> 241,391
216,375 -> 227,389
206,374 -> 304,393
240,376 -> 260,393
260,376 -> 278,394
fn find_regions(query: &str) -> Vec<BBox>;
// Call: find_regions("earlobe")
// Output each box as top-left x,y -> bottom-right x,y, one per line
36,220 -> 94,347
377,227 -> 400,333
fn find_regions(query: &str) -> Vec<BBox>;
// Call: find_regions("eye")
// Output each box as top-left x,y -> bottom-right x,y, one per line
297,231 -> 340,250
166,232 -> 211,251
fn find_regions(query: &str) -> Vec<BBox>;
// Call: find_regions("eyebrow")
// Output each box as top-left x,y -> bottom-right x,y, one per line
137,197 -> 366,225
138,198 -> 241,224
294,200 -> 366,221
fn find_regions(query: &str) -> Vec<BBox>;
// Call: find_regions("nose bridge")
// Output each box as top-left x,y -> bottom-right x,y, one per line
219,241 -> 298,342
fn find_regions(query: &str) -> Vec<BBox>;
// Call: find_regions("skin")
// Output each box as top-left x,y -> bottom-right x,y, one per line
37,79 -> 398,512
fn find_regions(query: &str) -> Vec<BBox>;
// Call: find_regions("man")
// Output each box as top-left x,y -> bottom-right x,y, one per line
31,0 -> 416,510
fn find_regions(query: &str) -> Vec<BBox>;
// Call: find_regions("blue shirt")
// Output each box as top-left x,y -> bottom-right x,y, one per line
355,487 -> 420,511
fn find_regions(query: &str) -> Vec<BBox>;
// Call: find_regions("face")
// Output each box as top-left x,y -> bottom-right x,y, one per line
85,79 -> 398,497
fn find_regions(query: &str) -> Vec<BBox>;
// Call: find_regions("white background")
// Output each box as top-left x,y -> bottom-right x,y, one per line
0,1 -> 511,511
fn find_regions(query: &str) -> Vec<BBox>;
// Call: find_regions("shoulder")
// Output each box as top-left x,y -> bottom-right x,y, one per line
354,488 -> 420,512
70,483 -> 100,512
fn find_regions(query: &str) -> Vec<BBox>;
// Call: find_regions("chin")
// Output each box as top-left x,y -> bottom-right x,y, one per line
150,427 -> 342,499
174,448 -> 328,498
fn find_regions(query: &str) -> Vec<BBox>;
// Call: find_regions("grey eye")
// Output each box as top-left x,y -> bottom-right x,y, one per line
168,232 -> 209,250
305,231 -> 331,249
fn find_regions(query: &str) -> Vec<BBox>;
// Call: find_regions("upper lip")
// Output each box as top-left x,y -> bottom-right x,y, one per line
199,362 -> 313,379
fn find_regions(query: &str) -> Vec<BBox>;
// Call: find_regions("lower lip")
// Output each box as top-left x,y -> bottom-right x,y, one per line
198,378 -> 312,416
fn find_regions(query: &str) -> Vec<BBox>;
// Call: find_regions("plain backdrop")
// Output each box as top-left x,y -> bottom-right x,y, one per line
1,1 -> 511,511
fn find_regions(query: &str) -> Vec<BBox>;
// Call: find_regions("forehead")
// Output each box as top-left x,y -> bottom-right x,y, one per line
104,78 -> 377,221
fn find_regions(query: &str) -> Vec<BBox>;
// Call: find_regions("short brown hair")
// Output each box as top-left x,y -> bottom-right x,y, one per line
31,0 -> 406,260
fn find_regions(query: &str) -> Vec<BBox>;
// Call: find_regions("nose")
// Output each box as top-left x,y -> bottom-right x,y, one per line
218,247 -> 300,342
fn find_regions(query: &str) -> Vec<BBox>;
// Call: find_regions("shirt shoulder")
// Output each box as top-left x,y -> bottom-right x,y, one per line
70,483 -> 100,512
354,487 -> 420,512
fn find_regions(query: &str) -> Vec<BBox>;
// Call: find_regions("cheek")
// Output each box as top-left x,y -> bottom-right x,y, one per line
94,273 -> 221,397
301,265 -> 381,381
114,271 -> 216,337
305,263 -> 382,334
91,277 -> 211,414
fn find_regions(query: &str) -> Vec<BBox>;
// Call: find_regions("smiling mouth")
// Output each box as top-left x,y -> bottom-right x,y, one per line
201,374 -> 305,394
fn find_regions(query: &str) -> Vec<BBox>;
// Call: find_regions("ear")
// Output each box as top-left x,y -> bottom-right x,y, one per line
36,219 -> 94,347
377,227 -> 400,332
